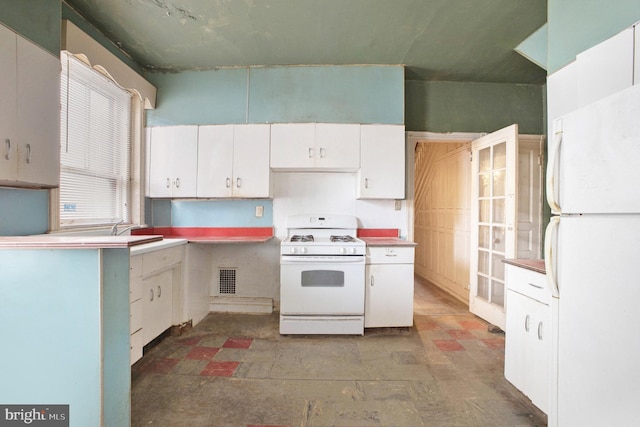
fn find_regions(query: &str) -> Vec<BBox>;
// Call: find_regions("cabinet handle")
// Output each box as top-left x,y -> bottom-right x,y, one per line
166,178 -> 170,188
308,147 -> 314,158
175,177 -> 180,188
236,177 -> 241,188
150,288 -> 154,302
371,275 -> 375,286
25,143 -> 31,164
537,322 -> 543,340
4,139 -> 10,160
319,147 -> 325,158
226,177 -> 231,188
524,314 -> 530,332
365,178 -> 369,189
158,285 -> 161,298
528,282 -> 544,289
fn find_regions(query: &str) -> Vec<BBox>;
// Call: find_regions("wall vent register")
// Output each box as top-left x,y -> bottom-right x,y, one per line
219,268 -> 237,294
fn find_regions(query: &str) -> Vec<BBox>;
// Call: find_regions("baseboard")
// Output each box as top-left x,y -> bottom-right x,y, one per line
209,296 -> 273,314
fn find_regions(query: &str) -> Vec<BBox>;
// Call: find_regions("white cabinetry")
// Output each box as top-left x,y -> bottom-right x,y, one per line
504,263 -> 550,413
147,126 -> 198,197
270,123 -> 360,171
576,27 -> 634,107
129,255 -> 144,364
129,243 -> 185,364
365,245 -> 415,328
0,24 -> 59,188
358,125 -> 405,199
197,124 -> 271,198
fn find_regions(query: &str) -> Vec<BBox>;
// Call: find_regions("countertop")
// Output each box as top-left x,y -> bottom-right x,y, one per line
361,237 -> 417,247
503,259 -> 546,274
132,227 -> 274,244
0,234 -> 162,249
129,238 -> 188,255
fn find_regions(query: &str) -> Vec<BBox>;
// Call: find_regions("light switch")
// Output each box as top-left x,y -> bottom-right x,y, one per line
394,200 -> 402,210
255,205 -> 264,217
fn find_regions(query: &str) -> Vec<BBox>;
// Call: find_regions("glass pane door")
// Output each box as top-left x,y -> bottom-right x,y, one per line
470,124 -> 517,330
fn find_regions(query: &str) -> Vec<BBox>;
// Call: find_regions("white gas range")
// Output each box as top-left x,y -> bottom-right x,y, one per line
279,214 -> 366,335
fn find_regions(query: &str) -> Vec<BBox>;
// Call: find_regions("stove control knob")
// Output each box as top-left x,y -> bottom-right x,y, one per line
290,247 -> 297,254
348,247 -> 356,254
301,247 -> 307,254
339,247 -> 346,254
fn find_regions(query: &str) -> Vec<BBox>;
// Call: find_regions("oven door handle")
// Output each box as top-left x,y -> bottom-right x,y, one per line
281,256 -> 365,264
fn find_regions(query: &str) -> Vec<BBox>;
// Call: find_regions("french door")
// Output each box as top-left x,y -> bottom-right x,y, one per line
469,124 -> 518,330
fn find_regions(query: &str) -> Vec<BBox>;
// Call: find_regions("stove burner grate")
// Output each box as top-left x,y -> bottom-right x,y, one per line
290,234 -> 314,242
330,235 -> 356,243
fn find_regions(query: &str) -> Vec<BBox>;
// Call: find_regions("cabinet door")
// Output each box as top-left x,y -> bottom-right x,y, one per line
365,263 -> 414,327
233,124 -> 271,197
171,126 -> 198,197
0,25 -> 17,182
576,27 -> 634,107
148,126 -> 197,197
314,123 -> 360,170
358,125 -> 405,199
197,125 -> 234,197
270,123 -> 315,169
504,290 -> 529,394
142,269 -> 173,344
148,127 -> 176,197
16,35 -> 60,187
529,299 -> 550,413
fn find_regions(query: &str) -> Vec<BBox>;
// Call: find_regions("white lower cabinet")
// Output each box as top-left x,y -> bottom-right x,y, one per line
142,269 -> 173,344
129,243 -> 185,365
365,245 -> 415,328
504,264 -> 550,413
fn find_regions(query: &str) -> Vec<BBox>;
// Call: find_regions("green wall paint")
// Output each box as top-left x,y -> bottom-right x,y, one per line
548,0 -> 640,73
405,80 -> 544,134
0,0 -> 60,56
62,2 -> 144,75
146,65 -> 404,126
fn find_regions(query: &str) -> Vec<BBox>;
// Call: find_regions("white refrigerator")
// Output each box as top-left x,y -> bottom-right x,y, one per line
545,83 -> 640,426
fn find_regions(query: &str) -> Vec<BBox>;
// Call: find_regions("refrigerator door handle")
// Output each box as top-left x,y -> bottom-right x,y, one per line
546,132 -> 563,214
544,217 -> 560,298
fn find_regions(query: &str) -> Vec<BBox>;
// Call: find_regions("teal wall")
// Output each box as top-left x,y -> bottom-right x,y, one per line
0,188 -> 49,235
147,65 -> 405,126
405,80 -> 545,134
547,0 -> 640,73
0,249 -> 102,422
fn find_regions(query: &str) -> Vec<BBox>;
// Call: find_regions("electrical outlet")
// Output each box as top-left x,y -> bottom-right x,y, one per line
255,205 -> 264,217
394,200 -> 402,210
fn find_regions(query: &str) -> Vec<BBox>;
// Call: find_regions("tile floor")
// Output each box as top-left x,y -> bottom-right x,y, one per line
131,277 -> 547,426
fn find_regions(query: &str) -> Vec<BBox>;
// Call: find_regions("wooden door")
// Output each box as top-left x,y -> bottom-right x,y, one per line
469,124 -> 518,329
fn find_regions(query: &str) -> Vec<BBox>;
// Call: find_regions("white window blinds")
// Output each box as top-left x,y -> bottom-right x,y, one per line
59,51 -> 132,227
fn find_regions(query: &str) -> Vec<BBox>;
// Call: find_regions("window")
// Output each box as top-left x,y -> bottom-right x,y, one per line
59,51 -> 132,228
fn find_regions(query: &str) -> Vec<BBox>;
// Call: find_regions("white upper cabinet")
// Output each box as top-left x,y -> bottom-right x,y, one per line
357,124 -> 405,199
147,126 -> 198,198
576,27 -> 634,107
197,124 -> 271,198
0,24 -> 59,188
270,123 -> 360,171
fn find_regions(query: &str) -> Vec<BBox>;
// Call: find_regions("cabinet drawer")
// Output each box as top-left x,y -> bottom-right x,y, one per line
142,245 -> 184,276
130,275 -> 143,303
367,246 -> 414,264
130,255 -> 143,278
130,329 -> 143,366
505,264 -> 550,304
130,299 -> 143,333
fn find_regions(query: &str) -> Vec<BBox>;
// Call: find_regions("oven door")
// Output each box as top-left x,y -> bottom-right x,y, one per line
280,255 -> 365,315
